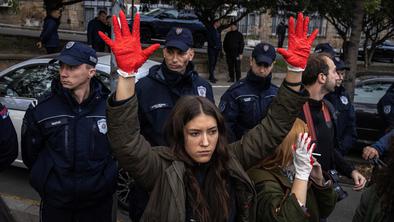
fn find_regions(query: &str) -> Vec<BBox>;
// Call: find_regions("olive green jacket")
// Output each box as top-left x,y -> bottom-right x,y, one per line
248,167 -> 337,222
106,85 -> 307,222
353,184 -> 385,222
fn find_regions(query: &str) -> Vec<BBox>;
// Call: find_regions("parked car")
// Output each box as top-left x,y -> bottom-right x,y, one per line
358,40 -> 394,63
0,52 -> 159,210
353,73 -> 394,151
130,8 -> 208,48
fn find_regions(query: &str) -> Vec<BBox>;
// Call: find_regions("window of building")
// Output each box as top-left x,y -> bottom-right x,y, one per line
272,12 -> 327,37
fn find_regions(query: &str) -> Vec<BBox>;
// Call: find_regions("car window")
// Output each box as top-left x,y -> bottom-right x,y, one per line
0,64 -> 55,98
0,63 -> 111,99
354,81 -> 392,104
161,9 -> 178,19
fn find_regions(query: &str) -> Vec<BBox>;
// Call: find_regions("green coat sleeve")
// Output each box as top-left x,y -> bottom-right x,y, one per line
229,85 -> 308,169
311,182 -> 338,218
255,181 -> 310,222
106,95 -> 165,191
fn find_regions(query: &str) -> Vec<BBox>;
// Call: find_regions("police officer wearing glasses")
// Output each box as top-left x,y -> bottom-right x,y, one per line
219,42 -> 278,142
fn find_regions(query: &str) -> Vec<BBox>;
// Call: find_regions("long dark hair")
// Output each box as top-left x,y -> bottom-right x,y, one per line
375,135 -> 394,216
165,96 -> 230,222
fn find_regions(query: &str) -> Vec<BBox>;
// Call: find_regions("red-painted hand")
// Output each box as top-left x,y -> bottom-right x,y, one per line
99,11 -> 160,74
277,13 -> 319,71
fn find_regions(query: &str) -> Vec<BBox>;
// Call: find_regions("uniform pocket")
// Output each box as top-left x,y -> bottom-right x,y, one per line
238,96 -> 259,128
40,116 -> 71,155
89,118 -> 111,161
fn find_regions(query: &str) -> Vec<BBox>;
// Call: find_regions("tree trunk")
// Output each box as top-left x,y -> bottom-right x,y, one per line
344,0 -> 365,101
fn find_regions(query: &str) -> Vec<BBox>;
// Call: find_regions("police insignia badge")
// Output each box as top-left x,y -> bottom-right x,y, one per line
66,41 -> 75,49
176,28 -> 183,35
263,44 -> 269,52
219,101 -> 226,112
340,96 -> 348,105
0,106 -> 9,119
97,119 -> 108,134
384,105 -> 391,114
197,86 -> 207,97
335,57 -> 340,62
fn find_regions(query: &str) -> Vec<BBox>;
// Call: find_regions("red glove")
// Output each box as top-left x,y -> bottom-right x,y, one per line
277,13 -> 319,72
99,11 -> 160,74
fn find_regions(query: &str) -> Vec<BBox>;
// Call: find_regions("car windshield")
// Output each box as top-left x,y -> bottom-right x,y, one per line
0,63 -> 56,98
354,81 -> 392,104
144,8 -> 163,16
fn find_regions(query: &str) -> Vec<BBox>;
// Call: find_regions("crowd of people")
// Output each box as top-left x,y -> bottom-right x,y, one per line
1,7 -> 394,222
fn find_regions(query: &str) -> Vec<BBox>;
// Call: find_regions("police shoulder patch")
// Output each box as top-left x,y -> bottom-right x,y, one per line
197,86 -> 207,97
340,96 -> 348,105
0,105 -> 9,119
384,105 -> 391,114
97,119 -> 107,134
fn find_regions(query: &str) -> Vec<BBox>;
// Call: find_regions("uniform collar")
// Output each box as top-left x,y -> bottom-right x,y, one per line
246,70 -> 272,90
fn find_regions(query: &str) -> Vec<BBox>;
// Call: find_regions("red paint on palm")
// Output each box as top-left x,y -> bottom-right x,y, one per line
99,11 -> 160,74
277,13 -> 319,69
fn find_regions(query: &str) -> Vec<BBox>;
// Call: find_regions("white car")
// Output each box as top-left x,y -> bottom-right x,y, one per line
0,53 -> 159,209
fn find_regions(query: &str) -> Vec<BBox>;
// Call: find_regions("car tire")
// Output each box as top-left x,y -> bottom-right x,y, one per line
116,168 -> 133,210
193,32 -> 205,48
140,27 -> 152,43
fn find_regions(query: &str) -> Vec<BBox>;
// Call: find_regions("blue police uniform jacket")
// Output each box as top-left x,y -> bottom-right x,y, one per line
378,83 -> 394,130
21,77 -> 117,208
324,85 -> 357,155
0,103 -> 18,171
40,16 -> 60,48
136,62 -> 214,146
219,71 -> 278,142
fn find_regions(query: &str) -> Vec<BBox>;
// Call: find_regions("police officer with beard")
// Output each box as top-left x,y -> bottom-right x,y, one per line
219,42 -> 278,142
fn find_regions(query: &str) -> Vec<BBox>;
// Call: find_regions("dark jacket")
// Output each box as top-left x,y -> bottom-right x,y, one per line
106,85 -> 308,222
0,103 -> 18,171
248,167 -> 337,222
377,83 -> 394,130
136,62 -> 214,146
353,184 -> 385,222
207,25 -> 222,50
324,86 -> 357,155
300,99 -> 354,178
87,18 -> 109,50
371,129 -> 394,155
40,16 -> 60,48
220,71 -> 278,141
21,77 -> 117,208
223,30 -> 245,56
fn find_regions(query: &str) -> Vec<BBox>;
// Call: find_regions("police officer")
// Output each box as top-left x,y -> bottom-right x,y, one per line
223,24 -> 245,82
207,20 -> 222,83
21,42 -> 117,222
315,43 -> 357,155
136,27 -> 214,146
0,102 -> 18,172
377,83 -> 394,131
219,42 -> 278,142
130,27 -> 214,221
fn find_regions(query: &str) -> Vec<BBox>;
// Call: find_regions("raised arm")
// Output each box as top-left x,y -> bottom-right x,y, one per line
230,13 -> 318,169
98,11 -> 160,100
100,11 -> 161,190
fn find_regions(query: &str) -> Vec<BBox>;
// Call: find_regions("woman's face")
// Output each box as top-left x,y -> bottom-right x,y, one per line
183,113 -> 219,163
